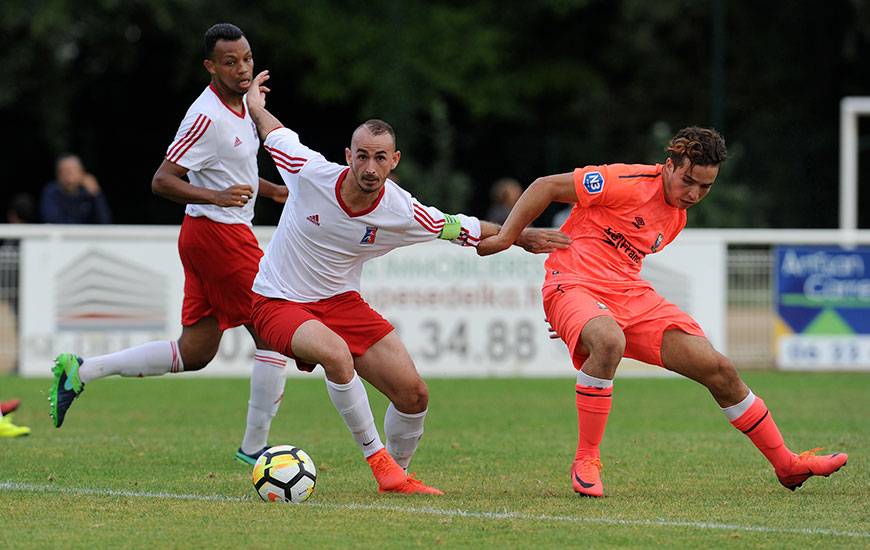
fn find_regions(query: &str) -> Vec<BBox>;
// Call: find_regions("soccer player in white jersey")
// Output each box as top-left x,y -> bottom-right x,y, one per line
49,24 -> 290,465
244,70 -> 571,494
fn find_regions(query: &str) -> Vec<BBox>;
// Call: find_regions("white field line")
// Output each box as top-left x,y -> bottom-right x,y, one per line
2,481 -> 867,540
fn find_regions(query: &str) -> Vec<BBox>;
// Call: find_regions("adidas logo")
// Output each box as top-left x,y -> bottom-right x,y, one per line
233,137 -> 242,147
306,214 -> 320,226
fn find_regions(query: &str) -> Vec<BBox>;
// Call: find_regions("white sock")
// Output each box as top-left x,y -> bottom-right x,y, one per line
240,350 -> 287,454
384,403 -> 426,470
577,370 -> 614,389
325,373 -> 383,458
79,341 -> 182,383
720,390 -> 756,421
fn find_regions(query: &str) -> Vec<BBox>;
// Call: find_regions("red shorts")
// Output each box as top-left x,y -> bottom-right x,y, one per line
251,291 -> 394,369
178,215 -> 263,331
542,280 -> 704,369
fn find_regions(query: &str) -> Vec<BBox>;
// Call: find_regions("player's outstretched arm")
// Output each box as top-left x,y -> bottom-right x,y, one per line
246,70 -> 285,140
476,173 -> 577,256
478,221 -> 570,255
515,227 -> 571,254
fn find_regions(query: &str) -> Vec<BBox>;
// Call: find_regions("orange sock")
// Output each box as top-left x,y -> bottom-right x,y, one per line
575,384 -> 612,459
729,396 -> 793,470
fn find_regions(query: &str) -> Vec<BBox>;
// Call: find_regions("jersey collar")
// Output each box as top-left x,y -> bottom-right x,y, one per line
208,83 -> 246,119
335,168 -> 386,218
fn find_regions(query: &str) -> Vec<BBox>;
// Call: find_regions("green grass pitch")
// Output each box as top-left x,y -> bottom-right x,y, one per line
1,372 -> 867,548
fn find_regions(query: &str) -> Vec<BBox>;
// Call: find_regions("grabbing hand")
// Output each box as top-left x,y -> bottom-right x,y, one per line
515,228 -> 571,254
213,184 -> 255,207
246,70 -> 271,110
546,322 -> 560,340
476,234 -> 512,257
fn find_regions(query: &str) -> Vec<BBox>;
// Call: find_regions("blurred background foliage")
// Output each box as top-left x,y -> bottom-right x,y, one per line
1,0 -> 869,227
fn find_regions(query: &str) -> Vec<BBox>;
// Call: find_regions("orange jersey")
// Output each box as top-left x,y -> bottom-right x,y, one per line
545,163 -> 686,289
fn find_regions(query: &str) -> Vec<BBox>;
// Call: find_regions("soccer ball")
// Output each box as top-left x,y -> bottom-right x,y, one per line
252,445 -> 317,503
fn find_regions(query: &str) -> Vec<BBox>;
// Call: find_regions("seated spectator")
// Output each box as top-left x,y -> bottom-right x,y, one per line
6,193 -> 35,224
485,177 -> 522,225
40,154 -> 112,224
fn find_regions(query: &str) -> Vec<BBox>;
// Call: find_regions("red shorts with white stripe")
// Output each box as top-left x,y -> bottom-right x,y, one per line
251,291 -> 394,371
178,215 -> 263,331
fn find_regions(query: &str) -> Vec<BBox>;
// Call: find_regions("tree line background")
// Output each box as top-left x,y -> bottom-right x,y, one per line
2,0 -> 869,228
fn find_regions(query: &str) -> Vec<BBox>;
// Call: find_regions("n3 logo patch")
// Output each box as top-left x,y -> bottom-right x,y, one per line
583,171 -> 604,194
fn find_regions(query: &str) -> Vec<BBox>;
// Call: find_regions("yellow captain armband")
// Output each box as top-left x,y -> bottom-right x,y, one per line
438,214 -> 462,240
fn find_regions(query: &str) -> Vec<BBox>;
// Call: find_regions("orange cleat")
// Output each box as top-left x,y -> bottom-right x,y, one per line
382,474 -> 444,496
775,448 -> 848,491
1,399 -> 21,416
367,448 -> 443,495
572,455 -> 604,497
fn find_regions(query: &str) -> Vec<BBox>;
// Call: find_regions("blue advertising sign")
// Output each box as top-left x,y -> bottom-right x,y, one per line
774,246 -> 870,370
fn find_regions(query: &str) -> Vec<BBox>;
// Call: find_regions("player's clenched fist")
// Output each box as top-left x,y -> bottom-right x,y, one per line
213,184 -> 255,207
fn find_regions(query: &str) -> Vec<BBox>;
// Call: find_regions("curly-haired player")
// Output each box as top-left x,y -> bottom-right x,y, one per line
477,126 -> 848,497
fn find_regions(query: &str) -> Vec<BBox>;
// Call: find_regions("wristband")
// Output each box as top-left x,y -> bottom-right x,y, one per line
438,214 -> 462,240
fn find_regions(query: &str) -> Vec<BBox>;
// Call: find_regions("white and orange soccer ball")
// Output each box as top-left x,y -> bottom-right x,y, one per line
252,445 -> 317,503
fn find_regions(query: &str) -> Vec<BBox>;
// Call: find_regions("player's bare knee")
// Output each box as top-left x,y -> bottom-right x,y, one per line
704,355 -> 739,396
588,332 -> 625,368
395,380 -> 428,413
319,346 -> 355,382
178,344 -> 218,371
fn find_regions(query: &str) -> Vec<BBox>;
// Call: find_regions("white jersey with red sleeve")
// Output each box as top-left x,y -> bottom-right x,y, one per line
253,127 -> 481,302
165,84 -> 261,225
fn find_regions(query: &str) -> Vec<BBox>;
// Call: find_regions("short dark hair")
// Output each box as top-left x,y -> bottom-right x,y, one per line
666,126 -> 727,167
355,119 -> 397,148
204,23 -> 245,59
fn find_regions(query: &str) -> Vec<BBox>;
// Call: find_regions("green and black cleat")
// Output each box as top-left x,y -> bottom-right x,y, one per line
49,353 -> 85,428
234,445 -> 269,466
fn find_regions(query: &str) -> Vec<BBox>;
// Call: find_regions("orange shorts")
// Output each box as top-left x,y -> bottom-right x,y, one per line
542,280 -> 704,369
251,291 -> 394,370
178,215 -> 263,331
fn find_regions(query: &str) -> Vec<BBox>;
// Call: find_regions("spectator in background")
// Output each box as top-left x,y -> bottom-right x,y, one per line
2,193 -> 36,312
39,154 -> 112,224
6,194 -> 35,224
485,177 -> 522,225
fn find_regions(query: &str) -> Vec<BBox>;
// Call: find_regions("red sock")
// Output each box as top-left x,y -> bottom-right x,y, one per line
729,396 -> 793,470
575,384 -> 612,459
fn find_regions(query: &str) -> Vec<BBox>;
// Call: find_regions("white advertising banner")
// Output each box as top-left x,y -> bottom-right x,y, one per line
19,228 -> 725,378
19,229 -> 256,378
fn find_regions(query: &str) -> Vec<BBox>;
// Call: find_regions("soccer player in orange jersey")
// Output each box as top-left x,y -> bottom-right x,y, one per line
477,127 -> 848,497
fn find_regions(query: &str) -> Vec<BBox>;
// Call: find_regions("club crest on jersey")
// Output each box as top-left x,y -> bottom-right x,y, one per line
360,226 -> 378,245
583,171 -> 604,194
233,136 -> 242,147
651,233 -> 664,253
